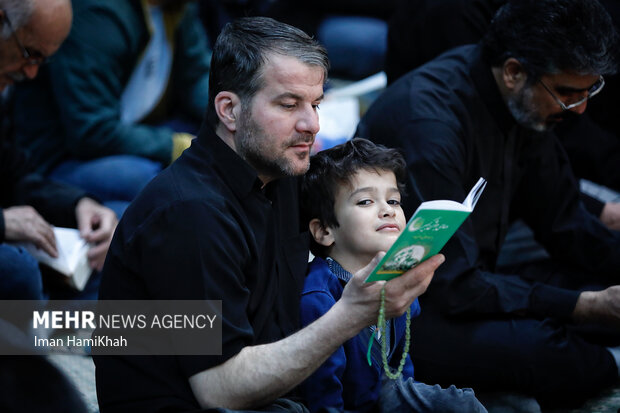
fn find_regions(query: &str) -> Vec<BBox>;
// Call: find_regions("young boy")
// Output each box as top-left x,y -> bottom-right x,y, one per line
299,138 -> 487,412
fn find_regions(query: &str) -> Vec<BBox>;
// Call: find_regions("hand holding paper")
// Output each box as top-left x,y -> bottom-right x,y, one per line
3,206 -> 57,257
10,227 -> 92,290
75,197 -> 117,271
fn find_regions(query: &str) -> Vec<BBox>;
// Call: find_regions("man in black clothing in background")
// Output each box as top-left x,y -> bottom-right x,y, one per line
358,0 -> 620,407
0,0 -> 117,300
385,0 -> 620,228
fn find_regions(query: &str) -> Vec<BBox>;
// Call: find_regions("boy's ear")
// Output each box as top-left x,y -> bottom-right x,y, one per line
309,218 -> 335,248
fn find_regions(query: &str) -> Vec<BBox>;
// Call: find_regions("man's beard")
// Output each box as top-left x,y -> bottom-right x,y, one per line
236,109 -> 314,180
507,85 -> 549,132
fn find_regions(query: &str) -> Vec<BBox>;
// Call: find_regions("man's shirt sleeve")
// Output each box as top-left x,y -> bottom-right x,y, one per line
114,199 -> 256,378
386,119 -> 582,319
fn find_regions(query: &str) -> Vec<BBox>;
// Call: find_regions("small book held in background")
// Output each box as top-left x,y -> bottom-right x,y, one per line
365,177 -> 487,283
12,227 -> 92,290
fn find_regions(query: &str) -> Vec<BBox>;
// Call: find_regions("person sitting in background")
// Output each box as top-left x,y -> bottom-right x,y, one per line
0,0 -> 115,410
200,0 -> 394,80
385,0 -> 620,232
299,138 -> 487,412
358,0 -> 620,408
0,0 -> 116,302
12,0 -> 211,217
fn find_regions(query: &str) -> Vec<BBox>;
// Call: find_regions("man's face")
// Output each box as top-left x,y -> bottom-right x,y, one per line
325,169 -> 406,273
0,0 -> 72,90
507,71 -> 601,132
235,54 -> 324,182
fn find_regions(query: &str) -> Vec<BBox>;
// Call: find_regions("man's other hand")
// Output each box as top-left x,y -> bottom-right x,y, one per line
600,202 -> 620,231
75,198 -> 118,271
573,286 -> 620,327
3,205 -> 57,257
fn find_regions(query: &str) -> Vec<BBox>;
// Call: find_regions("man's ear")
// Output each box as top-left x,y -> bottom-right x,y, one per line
502,58 -> 527,91
309,218 -> 335,248
214,91 -> 242,133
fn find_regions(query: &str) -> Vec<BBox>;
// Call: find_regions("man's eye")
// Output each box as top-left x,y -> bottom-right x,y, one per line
281,103 -> 295,109
312,104 -> 320,110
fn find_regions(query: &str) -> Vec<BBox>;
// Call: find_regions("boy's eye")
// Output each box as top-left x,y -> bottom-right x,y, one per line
388,199 -> 401,206
356,199 -> 372,206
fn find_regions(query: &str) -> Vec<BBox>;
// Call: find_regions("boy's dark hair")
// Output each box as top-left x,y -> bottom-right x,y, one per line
206,16 -> 329,127
482,0 -> 618,82
302,138 -> 407,257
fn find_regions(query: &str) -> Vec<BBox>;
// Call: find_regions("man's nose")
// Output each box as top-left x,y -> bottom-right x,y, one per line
569,99 -> 588,115
296,105 -> 320,135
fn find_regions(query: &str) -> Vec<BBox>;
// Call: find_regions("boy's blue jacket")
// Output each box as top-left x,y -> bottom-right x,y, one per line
299,257 -> 421,412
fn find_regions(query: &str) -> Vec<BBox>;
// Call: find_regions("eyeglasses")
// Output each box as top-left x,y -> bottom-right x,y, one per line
539,75 -> 605,111
2,10 -> 47,66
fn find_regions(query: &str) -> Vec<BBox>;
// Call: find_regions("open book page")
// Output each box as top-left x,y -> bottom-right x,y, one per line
365,177 -> 487,282
417,177 -> 488,212
10,227 -> 92,290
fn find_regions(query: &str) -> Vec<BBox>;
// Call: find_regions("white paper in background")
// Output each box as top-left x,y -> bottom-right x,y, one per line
314,72 -> 388,153
11,227 -> 92,291
314,96 -> 359,153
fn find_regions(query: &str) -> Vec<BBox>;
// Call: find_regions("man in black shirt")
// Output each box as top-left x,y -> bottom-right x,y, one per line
95,17 -> 443,412
358,0 -> 620,407
385,0 -> 620,226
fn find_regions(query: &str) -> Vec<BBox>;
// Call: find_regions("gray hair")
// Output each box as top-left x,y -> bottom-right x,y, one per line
0,0 -> 34,39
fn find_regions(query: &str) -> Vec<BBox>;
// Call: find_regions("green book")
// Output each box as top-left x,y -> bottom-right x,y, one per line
365,177 -> 487,283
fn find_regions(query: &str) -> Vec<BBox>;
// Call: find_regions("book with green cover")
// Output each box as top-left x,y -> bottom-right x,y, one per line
365,177 -> 487,283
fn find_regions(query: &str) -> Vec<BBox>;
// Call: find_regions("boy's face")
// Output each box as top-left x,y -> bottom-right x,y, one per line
319,169 -> 406,273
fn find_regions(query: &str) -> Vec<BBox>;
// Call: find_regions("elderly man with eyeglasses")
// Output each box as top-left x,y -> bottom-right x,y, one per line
0,0 -> 117,302
358,0 -> 620,408
0,0 -> 117,411
0,0 -> 64,88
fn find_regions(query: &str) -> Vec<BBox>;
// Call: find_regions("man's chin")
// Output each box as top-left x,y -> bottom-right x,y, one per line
520,119 -> 549,132
288,150 -> 311,172
290,161 -> 310,176
532,123 -> 549,132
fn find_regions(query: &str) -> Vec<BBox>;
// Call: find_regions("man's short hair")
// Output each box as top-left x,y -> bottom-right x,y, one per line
302,138 -> 407,257
482,0 -> 619,81
206,16 -> 329,127
0,0 -> 33,39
